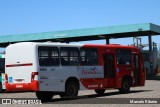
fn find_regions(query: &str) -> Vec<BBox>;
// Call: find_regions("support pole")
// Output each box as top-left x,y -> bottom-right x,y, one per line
148,35 -> 153,75
106,37 -> 110,44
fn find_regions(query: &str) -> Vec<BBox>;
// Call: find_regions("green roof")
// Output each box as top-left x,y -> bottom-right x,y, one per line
0,23 -> 160,47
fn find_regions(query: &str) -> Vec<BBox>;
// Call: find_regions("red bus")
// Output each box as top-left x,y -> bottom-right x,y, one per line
5,42 -> 145,101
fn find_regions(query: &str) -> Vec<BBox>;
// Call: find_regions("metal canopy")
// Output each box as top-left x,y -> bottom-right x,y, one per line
0,23 -> 160,47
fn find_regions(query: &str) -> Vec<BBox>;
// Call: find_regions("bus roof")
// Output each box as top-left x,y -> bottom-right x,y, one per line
7,42 -> 138,50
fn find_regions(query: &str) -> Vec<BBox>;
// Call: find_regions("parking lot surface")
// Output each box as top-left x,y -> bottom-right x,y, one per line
0,80 -> 160,107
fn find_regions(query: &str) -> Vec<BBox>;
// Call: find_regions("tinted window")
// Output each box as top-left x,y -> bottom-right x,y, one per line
60,47 -> 79,66
0,58 -> 5,73
116,49 -> 131,65
80,48 -> 98,65
38,47 -> 59,66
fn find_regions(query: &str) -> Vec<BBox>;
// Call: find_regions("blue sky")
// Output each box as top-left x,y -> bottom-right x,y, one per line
0,0 -> 160,52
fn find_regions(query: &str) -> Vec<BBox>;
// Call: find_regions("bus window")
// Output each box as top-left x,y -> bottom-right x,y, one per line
0,58 -> 5,73
116,49 -> 131,65
38,47 -> 59,66
60,47 -> 79,66
80,48 -> 98,65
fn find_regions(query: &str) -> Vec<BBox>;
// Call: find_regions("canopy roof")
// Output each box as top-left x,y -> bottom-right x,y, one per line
0,23 -> 160,47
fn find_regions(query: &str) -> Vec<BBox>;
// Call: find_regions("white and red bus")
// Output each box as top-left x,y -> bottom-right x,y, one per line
5,42 -> 145,101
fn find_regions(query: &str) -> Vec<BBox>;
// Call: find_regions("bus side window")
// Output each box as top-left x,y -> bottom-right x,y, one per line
116,49 -> 131,65
60,47 -> 79,66
38,46 -> 59,66
80,48 -> 98,65
70,49 -> 79,65
39,50 -> 49,66
51,49 -> 59,65
60,49 -> 68,65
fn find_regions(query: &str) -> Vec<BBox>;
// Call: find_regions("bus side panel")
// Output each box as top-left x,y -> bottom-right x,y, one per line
38,66 -> 79,92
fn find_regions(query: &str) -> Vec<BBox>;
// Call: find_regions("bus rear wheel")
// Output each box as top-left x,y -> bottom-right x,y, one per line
95,89 -> 105,95
119,78 -> 130,93
60,81 -> 78,99
36,91 -> 54,102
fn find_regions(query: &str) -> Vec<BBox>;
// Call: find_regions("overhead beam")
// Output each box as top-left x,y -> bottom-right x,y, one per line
0,23 -> 160,47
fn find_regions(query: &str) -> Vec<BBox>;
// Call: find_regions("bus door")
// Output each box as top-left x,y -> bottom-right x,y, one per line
103,53 -> 115,87
133,54 -> 140,85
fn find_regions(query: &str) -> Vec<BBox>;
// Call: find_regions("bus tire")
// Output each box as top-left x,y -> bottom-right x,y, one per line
95,89 -> 105,95
36,91 -> 53,102
119,78 -> 130,93
0,82 -> 2,93
60,81 -> 78,99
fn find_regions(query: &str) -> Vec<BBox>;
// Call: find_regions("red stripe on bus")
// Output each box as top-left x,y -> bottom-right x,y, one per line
6,63 -> 33,67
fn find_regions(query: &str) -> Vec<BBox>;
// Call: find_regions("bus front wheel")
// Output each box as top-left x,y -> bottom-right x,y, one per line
60,81 -> 78,99
95,89 -> 105,95
36,91 -> 54,102
119,78 -> 130,93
